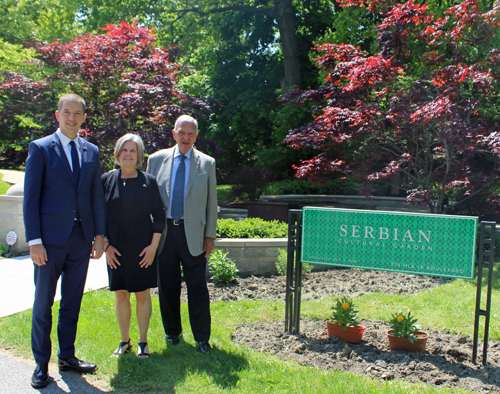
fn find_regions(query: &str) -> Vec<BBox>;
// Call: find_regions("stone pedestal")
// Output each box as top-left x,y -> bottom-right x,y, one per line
0,195 -> 27,253
6,183 -> 24,196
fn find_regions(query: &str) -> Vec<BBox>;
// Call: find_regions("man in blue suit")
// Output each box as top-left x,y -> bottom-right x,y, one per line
23,94 -> 106,388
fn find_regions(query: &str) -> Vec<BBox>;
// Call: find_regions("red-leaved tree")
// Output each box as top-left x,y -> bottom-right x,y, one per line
283,0 -> 500,218
0,22 -> 215,170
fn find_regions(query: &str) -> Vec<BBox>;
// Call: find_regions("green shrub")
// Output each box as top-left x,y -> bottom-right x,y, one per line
275,248 -> 312,276
264,178 -> 357,196
217,185 -> 233,202
217,218 -> 287,239
208,249 -> 239,284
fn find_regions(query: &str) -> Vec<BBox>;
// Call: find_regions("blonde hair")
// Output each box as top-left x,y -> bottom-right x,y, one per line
114,134 -> 145,167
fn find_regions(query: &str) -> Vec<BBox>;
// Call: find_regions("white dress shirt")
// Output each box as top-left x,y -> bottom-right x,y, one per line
56,129 -> 82,170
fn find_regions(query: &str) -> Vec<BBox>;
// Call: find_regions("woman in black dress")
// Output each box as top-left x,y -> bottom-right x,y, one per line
102,134 -> 165,359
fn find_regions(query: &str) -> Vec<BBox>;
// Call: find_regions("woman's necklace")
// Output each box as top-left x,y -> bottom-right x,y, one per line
121,170 -> 137,186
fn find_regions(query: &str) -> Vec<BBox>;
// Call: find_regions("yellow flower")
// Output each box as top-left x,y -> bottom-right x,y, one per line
342,302 -> 350,310
397,315 -> 404,322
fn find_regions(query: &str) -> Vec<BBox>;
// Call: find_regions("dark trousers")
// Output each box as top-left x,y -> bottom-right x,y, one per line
31,222 -> 92,364
158,221 -> 211,342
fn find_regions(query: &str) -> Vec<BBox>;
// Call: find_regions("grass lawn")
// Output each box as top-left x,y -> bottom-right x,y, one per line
217,184 -> 233,203
0,173 -> 11,195
1,274 -> 497,393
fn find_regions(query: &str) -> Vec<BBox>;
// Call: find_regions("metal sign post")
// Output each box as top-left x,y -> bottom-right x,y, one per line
473,222 -> 496,365
285,210 -> 302,335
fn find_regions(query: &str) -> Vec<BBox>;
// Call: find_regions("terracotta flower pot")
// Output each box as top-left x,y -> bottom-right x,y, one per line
387,329 -> 429,351
327,321 -> 365,344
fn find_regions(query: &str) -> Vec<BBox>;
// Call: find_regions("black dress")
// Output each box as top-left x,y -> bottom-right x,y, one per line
102,170 -> 165,292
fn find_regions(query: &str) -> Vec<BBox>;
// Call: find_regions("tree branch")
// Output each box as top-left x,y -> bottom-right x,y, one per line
442,188 -> 484,214
170,5 -> 276,19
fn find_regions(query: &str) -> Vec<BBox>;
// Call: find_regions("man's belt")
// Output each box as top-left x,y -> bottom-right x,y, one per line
167,219 -> 184,225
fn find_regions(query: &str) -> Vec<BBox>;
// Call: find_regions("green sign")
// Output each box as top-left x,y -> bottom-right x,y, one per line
301,207 -> 478,279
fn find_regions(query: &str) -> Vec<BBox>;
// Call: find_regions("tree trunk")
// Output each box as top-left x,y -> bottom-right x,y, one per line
274,0 -> 301,89
171,0 -> 302,89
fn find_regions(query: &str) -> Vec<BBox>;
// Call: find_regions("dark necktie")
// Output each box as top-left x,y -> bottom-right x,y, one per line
70,140 -> 80,185
171,155 -> 186,221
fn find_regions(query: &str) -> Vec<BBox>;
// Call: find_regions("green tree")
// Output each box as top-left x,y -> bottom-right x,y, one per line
0,40 -> 43,77
0,0 -> 81,44
78,0 -> 306,88
0,39 -> 52,165
0,0 -> 337,179
71,0 -> 336,178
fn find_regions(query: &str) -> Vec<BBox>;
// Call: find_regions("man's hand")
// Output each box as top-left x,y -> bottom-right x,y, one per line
30,244 -> 47,266
91,236 -> 105,259
139,244 -> 158,268
203,237 -> 215,258
139,233 -> 161,268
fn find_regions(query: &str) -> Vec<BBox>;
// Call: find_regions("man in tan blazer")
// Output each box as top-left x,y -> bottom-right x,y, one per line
147,115 -> 217,354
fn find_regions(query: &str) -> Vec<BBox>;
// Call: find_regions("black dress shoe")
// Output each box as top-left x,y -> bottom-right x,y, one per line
166,333 -> 182,345
198,341 -> 212,354
58,356 -> 98,374
31,363 -> 49,388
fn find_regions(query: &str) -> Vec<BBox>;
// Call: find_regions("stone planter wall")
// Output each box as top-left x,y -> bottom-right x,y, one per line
214,238 -> 287,276
0,195 -> 27,253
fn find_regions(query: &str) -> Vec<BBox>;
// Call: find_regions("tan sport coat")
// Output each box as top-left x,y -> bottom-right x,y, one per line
146,146 -> 217,256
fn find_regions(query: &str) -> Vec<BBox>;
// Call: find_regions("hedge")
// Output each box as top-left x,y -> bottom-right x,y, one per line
216,218 -> 287,239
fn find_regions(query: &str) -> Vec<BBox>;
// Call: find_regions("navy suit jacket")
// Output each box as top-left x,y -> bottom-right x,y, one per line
23,132 -> 106,246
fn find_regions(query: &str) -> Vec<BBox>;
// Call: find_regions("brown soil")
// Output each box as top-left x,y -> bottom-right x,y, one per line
205,269 -> 499,394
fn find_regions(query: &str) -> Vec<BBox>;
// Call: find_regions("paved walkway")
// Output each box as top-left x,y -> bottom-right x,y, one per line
0,255 -> 109,319
0,169 -> 24,184
0,347 -> 115,393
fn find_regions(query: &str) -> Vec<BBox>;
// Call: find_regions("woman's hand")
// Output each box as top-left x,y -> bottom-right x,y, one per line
106,245 -> 122,269
139,244 -> 158,268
